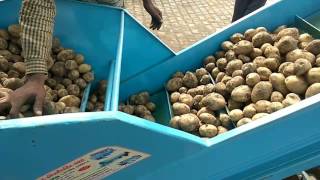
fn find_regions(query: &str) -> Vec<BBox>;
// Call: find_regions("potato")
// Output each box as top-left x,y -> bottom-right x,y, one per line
67,84 -> 80,96
214,82 -> 227,97
271,91 -> 284,102
316,57 -> 320,67
244,29 -> 257,41
179,113 -> 200,132
252,113 -> 269,120
299,33 -> 313,43
0,38 -> 8,50
205,63 -> 215,73
203,84 -> 215,95
166,78 -> 183,92
200,92 -> 226,111
282,93 -> 301,107
275,36 -> 298,54
257,67 -> 272,81
215,51 -> 226,59
241,63 -> 256,76
7,70 -> 20,78
199,124 -> 218,138
200,75 -> 211,85
217,126 -> 228,134
217,58 -> 228,71
221,75 -> 232,84
285,76 -> 308,94
250,48 -> 263,59
183,72 -> 198,88
191,109 -> 198,115
179,93 -> 193,107
195,85 -> 205,95
57,89 -> 68,98
255,100 -> 271,113
195,68 -> 208,80
187,88 -> 198,97
237,118 -> 252,127
62,78 -> 72,87
294,58 -> 312,76
286,49 -> 315,64
179,87 -> 188,94
226,76 -> 244,93
172,102 -> 190,115
55,102 -> 66,113
170,116 -> 181,129
51,62 -> 66,77
307,68 -> 320,84
305,83 -> 320,98
8,24 -> 21,38
229,109 -> 244,122
134,92 -> 150,105
3,78 -> 23,90
232,70 -> 243,77
246,73 -> 260,87
305,40 -> 320,55
143,114 -> 156,122
261,43 -> 272,53
8,42 -> 21,55
279,62 -> 296,77
65,60 -> 78,70
59,95 -> 81,107
197,107 -> 213,116
252,32 -> 273,48
269,73 -> 289,95
134,105 -> 151,117
233,40 -> 254,55
264,46 -> 280,58
267,102 -> 284,113
75,78 -> 87,89
120,105 -> 135,115
218,114 -> 230,127
211,67 -> 220,79
221,41 -> 234,51
256,27 -> 267,32
276,28 -> 299,40
230,33 -> 244,44
274,25 -> 287,34
225,59 -> 243,75
237,55 -> 251,64
0,29 -> 9,40
172,71 -> 184,78
68,70 -> 80,80
203,55 -> 216,65
227,99 -> 243,110
57,49 -> 75,61
243,104 -> 257,118
225,50 -> 237,61
0,56 -> 9,71
216,72 -> 225,83
193,95 -> 204,109
253,56 -> 266,68
298,42 -> 309,49
264,58 -> 280,71
251,81 -> 273,102
199,113 -> 219,126
231,85 -> 251,102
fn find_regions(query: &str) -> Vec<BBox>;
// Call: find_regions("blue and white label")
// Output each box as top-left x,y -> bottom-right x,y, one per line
37,146 -> 150,180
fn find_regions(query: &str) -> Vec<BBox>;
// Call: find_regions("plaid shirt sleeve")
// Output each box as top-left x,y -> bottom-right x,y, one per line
19,0 -> 56,75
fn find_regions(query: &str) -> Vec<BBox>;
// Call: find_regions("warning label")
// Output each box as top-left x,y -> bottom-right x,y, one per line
37,146 -> 150,180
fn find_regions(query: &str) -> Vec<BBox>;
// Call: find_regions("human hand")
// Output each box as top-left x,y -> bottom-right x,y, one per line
143,1 -> 163,30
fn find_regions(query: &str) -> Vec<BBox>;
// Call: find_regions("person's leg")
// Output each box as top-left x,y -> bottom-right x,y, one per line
20,0 -> 56,75
243,0 -> 267,17
232,0 -> 251,22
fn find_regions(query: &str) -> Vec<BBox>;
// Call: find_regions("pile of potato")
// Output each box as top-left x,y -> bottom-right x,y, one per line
86,80 -> 107,111
166,69 -> 229,138
167,25 -> 320,137
119,91 -> 157,122
0,24 -> 94,119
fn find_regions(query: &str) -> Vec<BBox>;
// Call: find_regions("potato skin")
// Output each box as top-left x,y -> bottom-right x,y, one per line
199,113 -> 219,126
183,72 -> 198,88
226,59 -> 243,76
242,63 -> 257,76
252,113 -> 269,120
172,102 -> 190,115
307,68 -> 320,84
276,28 -> 299,40
226,76 -> 244,93
246,73 -> 261,87
199,124 -> 218,138
286,49 -> 315,65
243,104 -> 257,118
251,81 -> 273,102
179,114 -> 200,132
305,39 -> 320,55
200,93 -> 226,111
229,109 -> 244,122
166,78 -> 183,92
255,100 -> 272,113
257,67 -> 272,81
252,32 -> 273,48
271,91 -> 284,102
285,75 -> 308,95
237,118 -> 252,127
231,85 -> 251,103
294,58 -> 312,76
282,93 -> 301,107
269,73 -> 289,95
233,40 -> 254,55
275,36 -> 298,54
305,83 -> 320,98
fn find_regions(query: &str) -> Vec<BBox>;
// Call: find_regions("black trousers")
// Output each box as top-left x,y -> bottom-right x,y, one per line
232,0 -> 267,22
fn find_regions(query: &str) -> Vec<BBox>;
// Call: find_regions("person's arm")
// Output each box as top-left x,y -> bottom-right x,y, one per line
0,0 -> 56,117
142,0 -> 163,30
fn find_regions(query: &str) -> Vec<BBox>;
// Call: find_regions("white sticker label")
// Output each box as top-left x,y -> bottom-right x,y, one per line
37,146 -> 150,180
